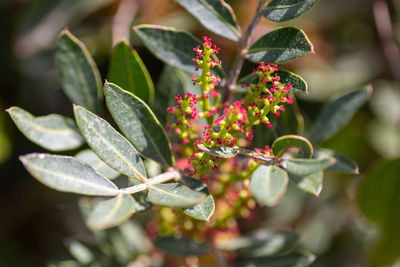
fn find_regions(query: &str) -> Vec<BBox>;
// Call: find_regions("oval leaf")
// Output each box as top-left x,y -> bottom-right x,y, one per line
104,82 -> 174,168
108,41 -> 155,104
220,229 -> 299,258
134,25 -> 202,74
175,0 -> 241,41
7,106 -> 84,151
284,158 -> 334,176
238,251 -> 316,267
316,149 -> 359,174
148,183 -> 206,208
250,165 -> 289,206
20,153 -> 118,196
310,86 -> 372,144
75,149 -> 120,180
55,30 -> 102,113
198,144 -> 239,158
262,0 -> 319,22
272,135 -> 313,158
87,194 -> 136,230
288,170 -> 323,196
73,105 -> 146,180
245,27 -> 313,63
154,236 -> 209,257
180,176 -> 215,221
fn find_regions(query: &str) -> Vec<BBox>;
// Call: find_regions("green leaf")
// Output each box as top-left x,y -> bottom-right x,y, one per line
73,105 -> 146,180
357,159 -> 400,265
310,86 -> 372,144
20,153 -> 118,196
180,176 -> 215,221
148,183 -> 206,208
104,82 -> 174,168
87,194 -> 136,230
284,158 -> 333,176
154,236 -> 209,257
239,70 -> 308,94
238,251 -> 316,267
316,149 -> 359,174
274,99 -> 304,136
75,149 -> 120,180
67,240 -> 94,265
134,24 -> 202,74
198,144 -> 239,158
55,29 -> 102,113
288,171 -> 323,196
250,165 -> 289,206
272,135 -> 313,158
245,27 -> 313,63
175,0 -> 241,41
220,229 -> 298,258
262,0 -> 319,22
7,106 -> 84,151
108,41 -> 154,104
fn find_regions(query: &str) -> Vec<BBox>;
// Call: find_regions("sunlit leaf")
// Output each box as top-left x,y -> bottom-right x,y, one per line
310,86 -> 372,144
75,149 -> 120,180
316,149 -> 359,174
272,135 -> 313,158
175,0 -> 241,41
154,236 -> 209,257
245,27 -> 313,63
67,240 -> 94,265
284,158 -> 333,176
262,0 -> 319,22
73,105 -> 146,180
180,176 -> 215,221
104,82 -> 174,168
148,183 -> 206,208
55,30 -> 102,113
20,153 -> 118,196
87,194 -> 136,230
289,171 -> 323,196
220,229 -> 298,257
198,144 -> 239,158
238,251 -> 316,267
108,41 -> 154,104
250,165 -> 289,206
7,106 -> 83,151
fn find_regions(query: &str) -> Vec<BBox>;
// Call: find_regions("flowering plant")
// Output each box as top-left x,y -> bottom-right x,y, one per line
7,0 -> 367,265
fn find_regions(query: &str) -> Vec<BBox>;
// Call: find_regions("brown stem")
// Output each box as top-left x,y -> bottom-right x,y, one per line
223,0 -> 264,104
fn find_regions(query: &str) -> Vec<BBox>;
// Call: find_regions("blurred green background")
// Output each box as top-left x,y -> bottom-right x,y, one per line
1,0 -> 400,266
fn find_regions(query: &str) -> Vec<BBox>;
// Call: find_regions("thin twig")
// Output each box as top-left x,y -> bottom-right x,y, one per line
119,168 -> 181,195
223,0 -> 264,104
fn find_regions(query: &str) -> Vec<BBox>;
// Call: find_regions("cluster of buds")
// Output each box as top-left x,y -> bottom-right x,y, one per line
167,37 -> 293,175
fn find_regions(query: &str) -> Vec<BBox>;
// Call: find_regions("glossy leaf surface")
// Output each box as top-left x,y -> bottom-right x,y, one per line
74,105 -> 146,180
75,149 -> 120,180
104,82 -> 174,168
55,30 -> 102,113
20,153 -> 118,196
148,183 -> 206,208
250,165 -> 289,206
175,0 -> 241,41
310,86 -> 371,144
198,144 -> 239,158
134,25 -> 201,74
108,41 -> 154,103
285,158 -> 333,176
180,176 -> 215,221
245,27 -> 313,63
8,106 -> 83,151
272,135 -> 313,158
87,194 -> 136,230
316,149 -> 359,174
262,0 -> 319,22
289,171 -> 323,196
